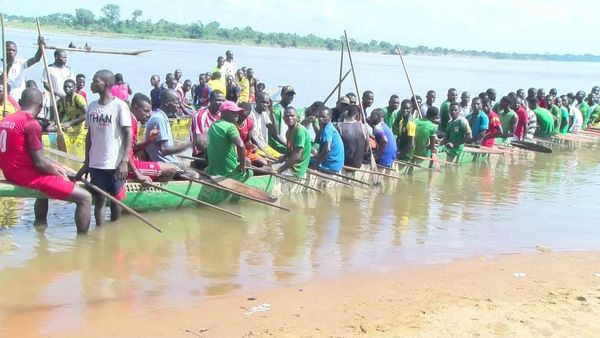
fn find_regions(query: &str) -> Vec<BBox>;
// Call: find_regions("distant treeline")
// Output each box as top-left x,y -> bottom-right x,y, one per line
6,5 -> 600,62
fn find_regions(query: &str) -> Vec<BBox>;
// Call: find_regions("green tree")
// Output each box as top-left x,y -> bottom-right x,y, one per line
131,10 -> 142,23
74,8 -> 94,27
101,4 -> 120,26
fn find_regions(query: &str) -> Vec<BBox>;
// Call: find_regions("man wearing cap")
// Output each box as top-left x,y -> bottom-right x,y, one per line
270,85 -> 304,153
206,101 -> 250,181
331,96 -> 350,123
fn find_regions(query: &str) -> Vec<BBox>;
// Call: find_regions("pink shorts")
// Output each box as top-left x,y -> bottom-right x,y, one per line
128,160 -> 162,180
6,170 -> 75,200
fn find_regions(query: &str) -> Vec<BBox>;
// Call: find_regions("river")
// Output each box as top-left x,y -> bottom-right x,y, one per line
1,28 -> 600,336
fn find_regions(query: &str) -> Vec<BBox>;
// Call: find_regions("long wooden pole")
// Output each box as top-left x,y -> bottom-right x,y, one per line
250,166 -> 322,193
343,30 -> 378,171
321,169 -> 371,186
36,18 -> 68,152
396,47 -> 422,118
343,165 -> 398,179
78,177 -> 162,233
323,69 -> 351,105
143,181 -> 243,218
306,168 -> 353,186
1,14 -> 7,116
337,41 -> 344,100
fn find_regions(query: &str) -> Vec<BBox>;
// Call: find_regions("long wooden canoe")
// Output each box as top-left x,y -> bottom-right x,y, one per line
44,45 -> 151,56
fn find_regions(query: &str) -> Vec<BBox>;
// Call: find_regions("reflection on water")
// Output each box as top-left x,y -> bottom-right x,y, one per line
1,141 -> 600,336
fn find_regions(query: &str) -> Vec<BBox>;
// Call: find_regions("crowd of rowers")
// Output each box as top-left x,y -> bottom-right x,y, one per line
1,42 -> 599,234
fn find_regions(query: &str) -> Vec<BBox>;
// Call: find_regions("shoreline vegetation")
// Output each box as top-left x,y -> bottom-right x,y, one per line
5,5 -> 600,63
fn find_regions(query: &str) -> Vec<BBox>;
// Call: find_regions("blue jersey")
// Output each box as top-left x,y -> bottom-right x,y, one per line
373,122 -> 397,167
317,122 -> 345,172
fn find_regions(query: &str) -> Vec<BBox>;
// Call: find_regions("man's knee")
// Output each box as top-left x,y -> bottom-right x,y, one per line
69,186 -> 92,205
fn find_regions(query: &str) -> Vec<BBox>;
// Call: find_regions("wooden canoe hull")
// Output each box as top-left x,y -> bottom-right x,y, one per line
45,45 -> 151,56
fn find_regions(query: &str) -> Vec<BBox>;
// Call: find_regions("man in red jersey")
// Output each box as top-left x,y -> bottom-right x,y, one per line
127,93 -> 179,182
0,88 -> 92,233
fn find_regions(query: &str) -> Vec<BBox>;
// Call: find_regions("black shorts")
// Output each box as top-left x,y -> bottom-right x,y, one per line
89,168 -> 126,198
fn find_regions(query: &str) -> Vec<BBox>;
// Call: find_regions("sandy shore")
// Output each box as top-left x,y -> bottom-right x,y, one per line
8,251 -> 600,337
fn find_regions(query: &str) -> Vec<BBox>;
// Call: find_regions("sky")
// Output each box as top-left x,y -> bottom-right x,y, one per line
2,0 -> 599,55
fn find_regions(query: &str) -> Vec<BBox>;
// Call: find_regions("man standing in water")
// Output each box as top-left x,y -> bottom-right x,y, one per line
311,106 -> 344,173
394,99 -> 416,161
368,108 -> 397,168
439,88 -> 458,133
466,97 -> 489,144
271,86 -> 300,153
337,105 -> 368,168
42,49 -> 75,101
381,94 -> 400,130
497,96 -> 518,140
420,90 -> 437,118
481,98 -> 503,148
0,88 -> 92,233
76,70 -> 132,226
274,106 -> 311,177
4,38 -> 44,100
413,107 -> 439,160
440,102 -> 472,163
528,97 -> 555,138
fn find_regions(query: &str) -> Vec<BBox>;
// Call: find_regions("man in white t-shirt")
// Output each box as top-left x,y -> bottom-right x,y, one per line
251,92 -> 283,159
76,69 -> 132,226
5,38 -> 44,100
223,50 -> 237,78
42,49 -> 75,100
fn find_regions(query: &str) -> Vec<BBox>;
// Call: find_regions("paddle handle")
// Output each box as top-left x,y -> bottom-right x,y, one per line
396,47 -> 422,118
337,41 -> 344,100
323,69 -> 351,105
1,14 -> 7,115
144,181 -> 243,218
250,166 -> 322,193
35,18 -> 63,136
307,168 -> 352,186
79,177 -> 162,233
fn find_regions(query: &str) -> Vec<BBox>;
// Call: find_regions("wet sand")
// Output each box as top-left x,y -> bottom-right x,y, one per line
10,250 -> 599,337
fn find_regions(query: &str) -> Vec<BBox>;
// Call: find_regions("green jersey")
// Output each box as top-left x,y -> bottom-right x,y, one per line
381,107 -> 399,134
560,107 -> 570,134
549,105 -> 562,132
414,118 -> 438,157
439,100 -> 451,131
580,101 -> 590,127
286,123 -> 311,178
534,107 -> 555,138
206,119 -> 241,176
270,103 -> 305,153
588,104 -> 600,125
499,109 -> 517,136
445,116 -> 472,156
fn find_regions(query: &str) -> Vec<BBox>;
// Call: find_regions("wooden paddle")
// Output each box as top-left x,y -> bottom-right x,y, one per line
343,165 -> 398,179
315,168 -> 370,186
307,168 -> 353,186
36,18 -> 67,153
142,181 -> 243,218
249,165 -> 322,193
393,160 -> 438,172
77,176 -> 162,233
182,173 -> 290,212
323,69 -> 351,105
1,14 -> 7,116
343,30 -> 378,171
510,140 -> 552,153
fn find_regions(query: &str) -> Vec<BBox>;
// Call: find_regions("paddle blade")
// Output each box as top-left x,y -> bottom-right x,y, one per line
210,175 -> 277,203
56,134 -> 68,153
511,140 -> 552,153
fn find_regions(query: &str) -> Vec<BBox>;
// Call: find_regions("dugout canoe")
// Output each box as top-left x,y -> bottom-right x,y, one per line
0,165 -> 383,212
44,45 -> 151,56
